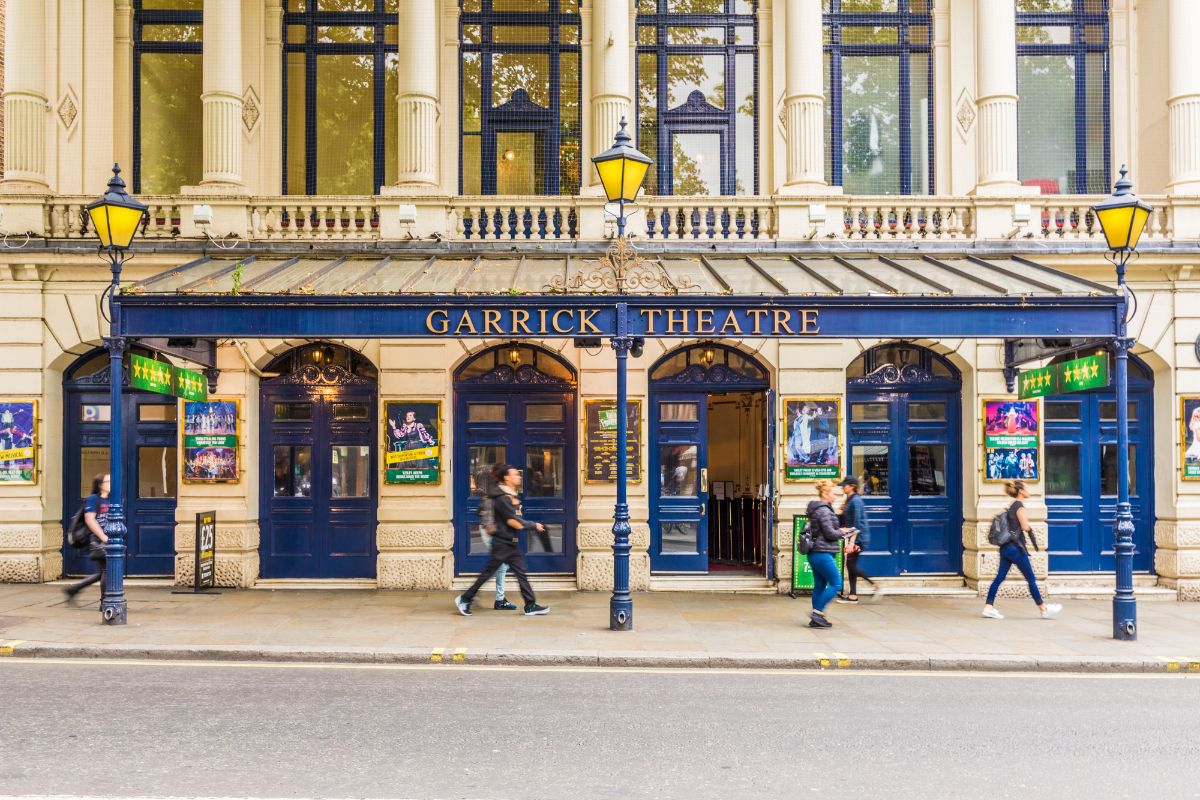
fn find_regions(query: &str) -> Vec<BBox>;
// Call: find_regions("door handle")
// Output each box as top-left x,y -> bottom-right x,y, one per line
700,501 -> 706,517
700,467 -> 708,494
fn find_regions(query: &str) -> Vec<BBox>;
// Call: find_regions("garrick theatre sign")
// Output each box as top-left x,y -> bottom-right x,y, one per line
424,307 -> 822,337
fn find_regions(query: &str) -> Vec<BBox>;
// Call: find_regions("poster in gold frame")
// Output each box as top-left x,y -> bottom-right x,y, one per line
1182,397 -> 1200,481
981,397 -> 1040,483
181,399 -> 240,483
781,397 -> 842,481
0,400 -> 37,484
384,400 -> 442,484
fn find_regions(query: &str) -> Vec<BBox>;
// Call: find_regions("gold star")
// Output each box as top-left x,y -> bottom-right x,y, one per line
1091,363 -> 1100,378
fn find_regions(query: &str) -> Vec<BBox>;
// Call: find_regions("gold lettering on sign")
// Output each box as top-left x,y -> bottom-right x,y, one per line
801,309 -> 820,334
695,309 -> 714,334
641,309 -> 663,333
773,309 -> 795,335
511,309 -> 533,335
579,309 -> 601,334
552,309 -> 574,334
538,309 -> 549,334
426,310 -> 450,334
482,310 -> 503,335
666,309 -> 688,334
454,311 -> 478,335
746,309 -> 768,335
719,310 -> 743,335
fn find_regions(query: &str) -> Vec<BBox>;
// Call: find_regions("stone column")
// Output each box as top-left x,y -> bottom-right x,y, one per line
394,0 -> 440,189
974,0 -> 1020,194
1168,0 -> 1200,195
201,0 -> 244,188
1,0 -> 48,190
780,0 -> 826,193
588,0 -> 632,190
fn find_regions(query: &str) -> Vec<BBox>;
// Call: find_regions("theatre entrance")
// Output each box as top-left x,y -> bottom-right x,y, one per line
649,344 -> 773,574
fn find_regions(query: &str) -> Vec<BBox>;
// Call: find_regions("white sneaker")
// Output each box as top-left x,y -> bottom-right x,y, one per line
1041,603 -> 1063,619
982,606 -> 1004,620
866,586 -> 886,604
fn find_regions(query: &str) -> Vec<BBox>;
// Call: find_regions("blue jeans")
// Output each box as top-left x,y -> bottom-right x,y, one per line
480,529 -> 508,600
810,552 -> 843,613
986,544 -> 1043,606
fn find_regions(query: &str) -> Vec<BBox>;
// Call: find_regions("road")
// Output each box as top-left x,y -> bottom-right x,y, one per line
0,660 -> 1197,800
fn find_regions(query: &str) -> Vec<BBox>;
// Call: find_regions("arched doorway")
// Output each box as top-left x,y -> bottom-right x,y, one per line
62,348 -> 178,576
1044,353 -> 1154,572
846,343 -> 963,575
453,344 -> 577,575
648,343 -> 772,574
258,343 -> 378,579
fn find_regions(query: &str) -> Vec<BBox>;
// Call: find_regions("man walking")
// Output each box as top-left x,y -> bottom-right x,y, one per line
456,463 -> 549,617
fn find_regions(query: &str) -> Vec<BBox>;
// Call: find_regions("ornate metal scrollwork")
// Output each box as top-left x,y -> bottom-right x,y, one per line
847,362 -> 936,387
545,236 -> 697,295
272,364 -> 375,387
459,363 -> 572,387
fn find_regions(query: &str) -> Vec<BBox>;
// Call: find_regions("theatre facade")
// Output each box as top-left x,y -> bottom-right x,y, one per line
0,0 -> 1199,599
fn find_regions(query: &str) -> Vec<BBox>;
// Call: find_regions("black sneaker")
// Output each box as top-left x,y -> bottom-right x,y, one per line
523,603 -> 550,616
808,612 -> 832,629
494,599 -> 518,610
454,595 -> 473,616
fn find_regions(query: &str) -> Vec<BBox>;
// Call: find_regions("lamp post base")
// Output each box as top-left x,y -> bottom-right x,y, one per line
610,597 -> 633,631
1113,595 -> 1137,641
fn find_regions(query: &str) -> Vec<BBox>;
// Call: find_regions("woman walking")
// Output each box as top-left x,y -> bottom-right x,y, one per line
806,480 -> 852,629
982,480 -> 1062,620
836,476 -> 882,603
63,473 -> 110,603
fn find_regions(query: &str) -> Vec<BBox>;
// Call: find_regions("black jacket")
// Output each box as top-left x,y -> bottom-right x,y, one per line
489,488 -> 533,543
806,500 -> 844,554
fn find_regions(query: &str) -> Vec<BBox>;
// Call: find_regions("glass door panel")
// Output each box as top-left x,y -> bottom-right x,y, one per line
650,393 -> 708,572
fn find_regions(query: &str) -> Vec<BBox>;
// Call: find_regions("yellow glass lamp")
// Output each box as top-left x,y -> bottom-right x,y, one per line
592,117 -> 652,206
86,164 -> 148,252
1092,166 -> 1153,254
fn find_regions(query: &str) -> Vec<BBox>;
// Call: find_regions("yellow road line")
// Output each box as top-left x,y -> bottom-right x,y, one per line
429,647 -> 444,663
834,652 -> 851,669
0,639 -> 24,656
814,651 -> 831,668
452,647 -> 467,663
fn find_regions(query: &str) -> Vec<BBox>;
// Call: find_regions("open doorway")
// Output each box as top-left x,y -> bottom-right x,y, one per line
649,343 -> 773,575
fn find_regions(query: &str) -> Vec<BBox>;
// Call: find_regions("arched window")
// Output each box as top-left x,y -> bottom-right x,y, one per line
823,0 -> 933,195
283,0 -> 399,195
635,0 -> 758,196
847,342 -> 958,385
459,0 -> 582,196
1017,0 -> 1109,195
649,342 -> 769,387
455,344 -> 575,386
134,0 -> 203,194
263,342 -> 378,380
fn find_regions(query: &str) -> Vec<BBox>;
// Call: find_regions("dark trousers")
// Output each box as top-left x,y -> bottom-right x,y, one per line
463,537 -> 536,606
986,544 -> 1043,605
67,548 -> 106,597
846,550 -> 875,595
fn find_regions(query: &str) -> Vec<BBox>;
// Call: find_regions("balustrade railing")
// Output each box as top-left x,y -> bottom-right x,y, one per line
447,198 -> 580,240
640,196 -> 776,240
1029,195 -> 1172,241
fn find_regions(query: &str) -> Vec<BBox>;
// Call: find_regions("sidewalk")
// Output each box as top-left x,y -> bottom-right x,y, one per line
1,582 -> 1199,673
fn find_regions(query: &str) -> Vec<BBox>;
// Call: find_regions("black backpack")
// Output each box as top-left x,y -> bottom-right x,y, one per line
796,520 -> 815,555
65,504 -> 91,549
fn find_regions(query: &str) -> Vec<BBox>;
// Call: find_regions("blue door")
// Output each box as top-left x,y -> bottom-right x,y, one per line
259,373 -> 377,579
454,393 -> 577,574
649,393 -> 709,572
847,391 -> 962,575
1045,376 -> 1154,572
63,358 -> 178,577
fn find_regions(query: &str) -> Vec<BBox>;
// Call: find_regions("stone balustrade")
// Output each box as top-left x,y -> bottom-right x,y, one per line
4,192 -> 1190,245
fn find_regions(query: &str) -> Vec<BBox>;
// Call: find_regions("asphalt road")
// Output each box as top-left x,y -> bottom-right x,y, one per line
1,661 -> 1197,800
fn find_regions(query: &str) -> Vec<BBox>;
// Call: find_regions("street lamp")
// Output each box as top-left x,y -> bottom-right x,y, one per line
85,164 -> 147,625
592,117 -> 652,239
592,119 -> 651,631
1092,165 -> 1152,642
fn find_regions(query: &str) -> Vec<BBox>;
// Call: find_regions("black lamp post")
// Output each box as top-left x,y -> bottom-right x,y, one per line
592,119 -> 651,631
85,164 -> 148,625
1092,166 -> 1152,641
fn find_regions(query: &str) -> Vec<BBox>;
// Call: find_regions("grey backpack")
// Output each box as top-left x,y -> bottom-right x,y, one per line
987,512 -> 1013,547
479,495 -> 497,535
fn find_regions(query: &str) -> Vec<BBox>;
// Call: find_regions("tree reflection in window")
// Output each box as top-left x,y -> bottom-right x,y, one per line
459,0 -> 582,196
636,0 -> 758,196
823,0 -> 933,195
283,1 -> 399,195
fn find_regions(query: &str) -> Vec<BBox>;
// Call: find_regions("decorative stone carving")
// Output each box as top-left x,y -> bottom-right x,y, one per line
175,552 -> 259,588
377,524 -> 454,550
577,552 -> 650,591
377,553 -> 453,590
242,86 -> 261,136
0,555 -> 50,583
577,523 -> 650,550
954,88 -> 976,141
57,87 -> 81,137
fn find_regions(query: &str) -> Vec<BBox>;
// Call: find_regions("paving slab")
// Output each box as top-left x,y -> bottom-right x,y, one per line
2,583 -> 1199,673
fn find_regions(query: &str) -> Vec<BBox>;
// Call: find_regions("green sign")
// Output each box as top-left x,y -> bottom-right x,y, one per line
790,515 -> 844,594
130,354 -> 208,401
1018,354 -> 1108,400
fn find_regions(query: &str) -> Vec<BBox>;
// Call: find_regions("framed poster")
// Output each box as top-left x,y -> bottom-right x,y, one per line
782,397 -> 842,481
182,400 -> 239,482
982,398 -> 1040,482
385,401 -> 441,484
1182,397 -> 1200,480
0,401 -> 37,484
584,399 -> 642,484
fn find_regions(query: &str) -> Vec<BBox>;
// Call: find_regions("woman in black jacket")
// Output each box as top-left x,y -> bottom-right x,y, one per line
806,480 -> 852,628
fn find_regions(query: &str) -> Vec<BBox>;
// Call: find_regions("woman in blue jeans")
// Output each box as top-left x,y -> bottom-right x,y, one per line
982,480 -> 1063,620
806,480 -> 852,629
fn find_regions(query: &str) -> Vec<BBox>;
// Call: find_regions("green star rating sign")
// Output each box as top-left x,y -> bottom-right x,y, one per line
130,354 -> 208,402
1018,354 -> 1108,400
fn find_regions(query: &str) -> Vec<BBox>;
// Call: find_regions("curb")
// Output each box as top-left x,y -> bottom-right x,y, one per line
1,640 -> 1193,674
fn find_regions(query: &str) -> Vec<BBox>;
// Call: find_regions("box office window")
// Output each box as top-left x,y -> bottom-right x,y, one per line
134,1 -> 203,193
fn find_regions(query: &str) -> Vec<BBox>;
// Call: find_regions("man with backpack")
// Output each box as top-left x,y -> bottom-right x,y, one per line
63,473 -> 111,604
477,470 -> 516,610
